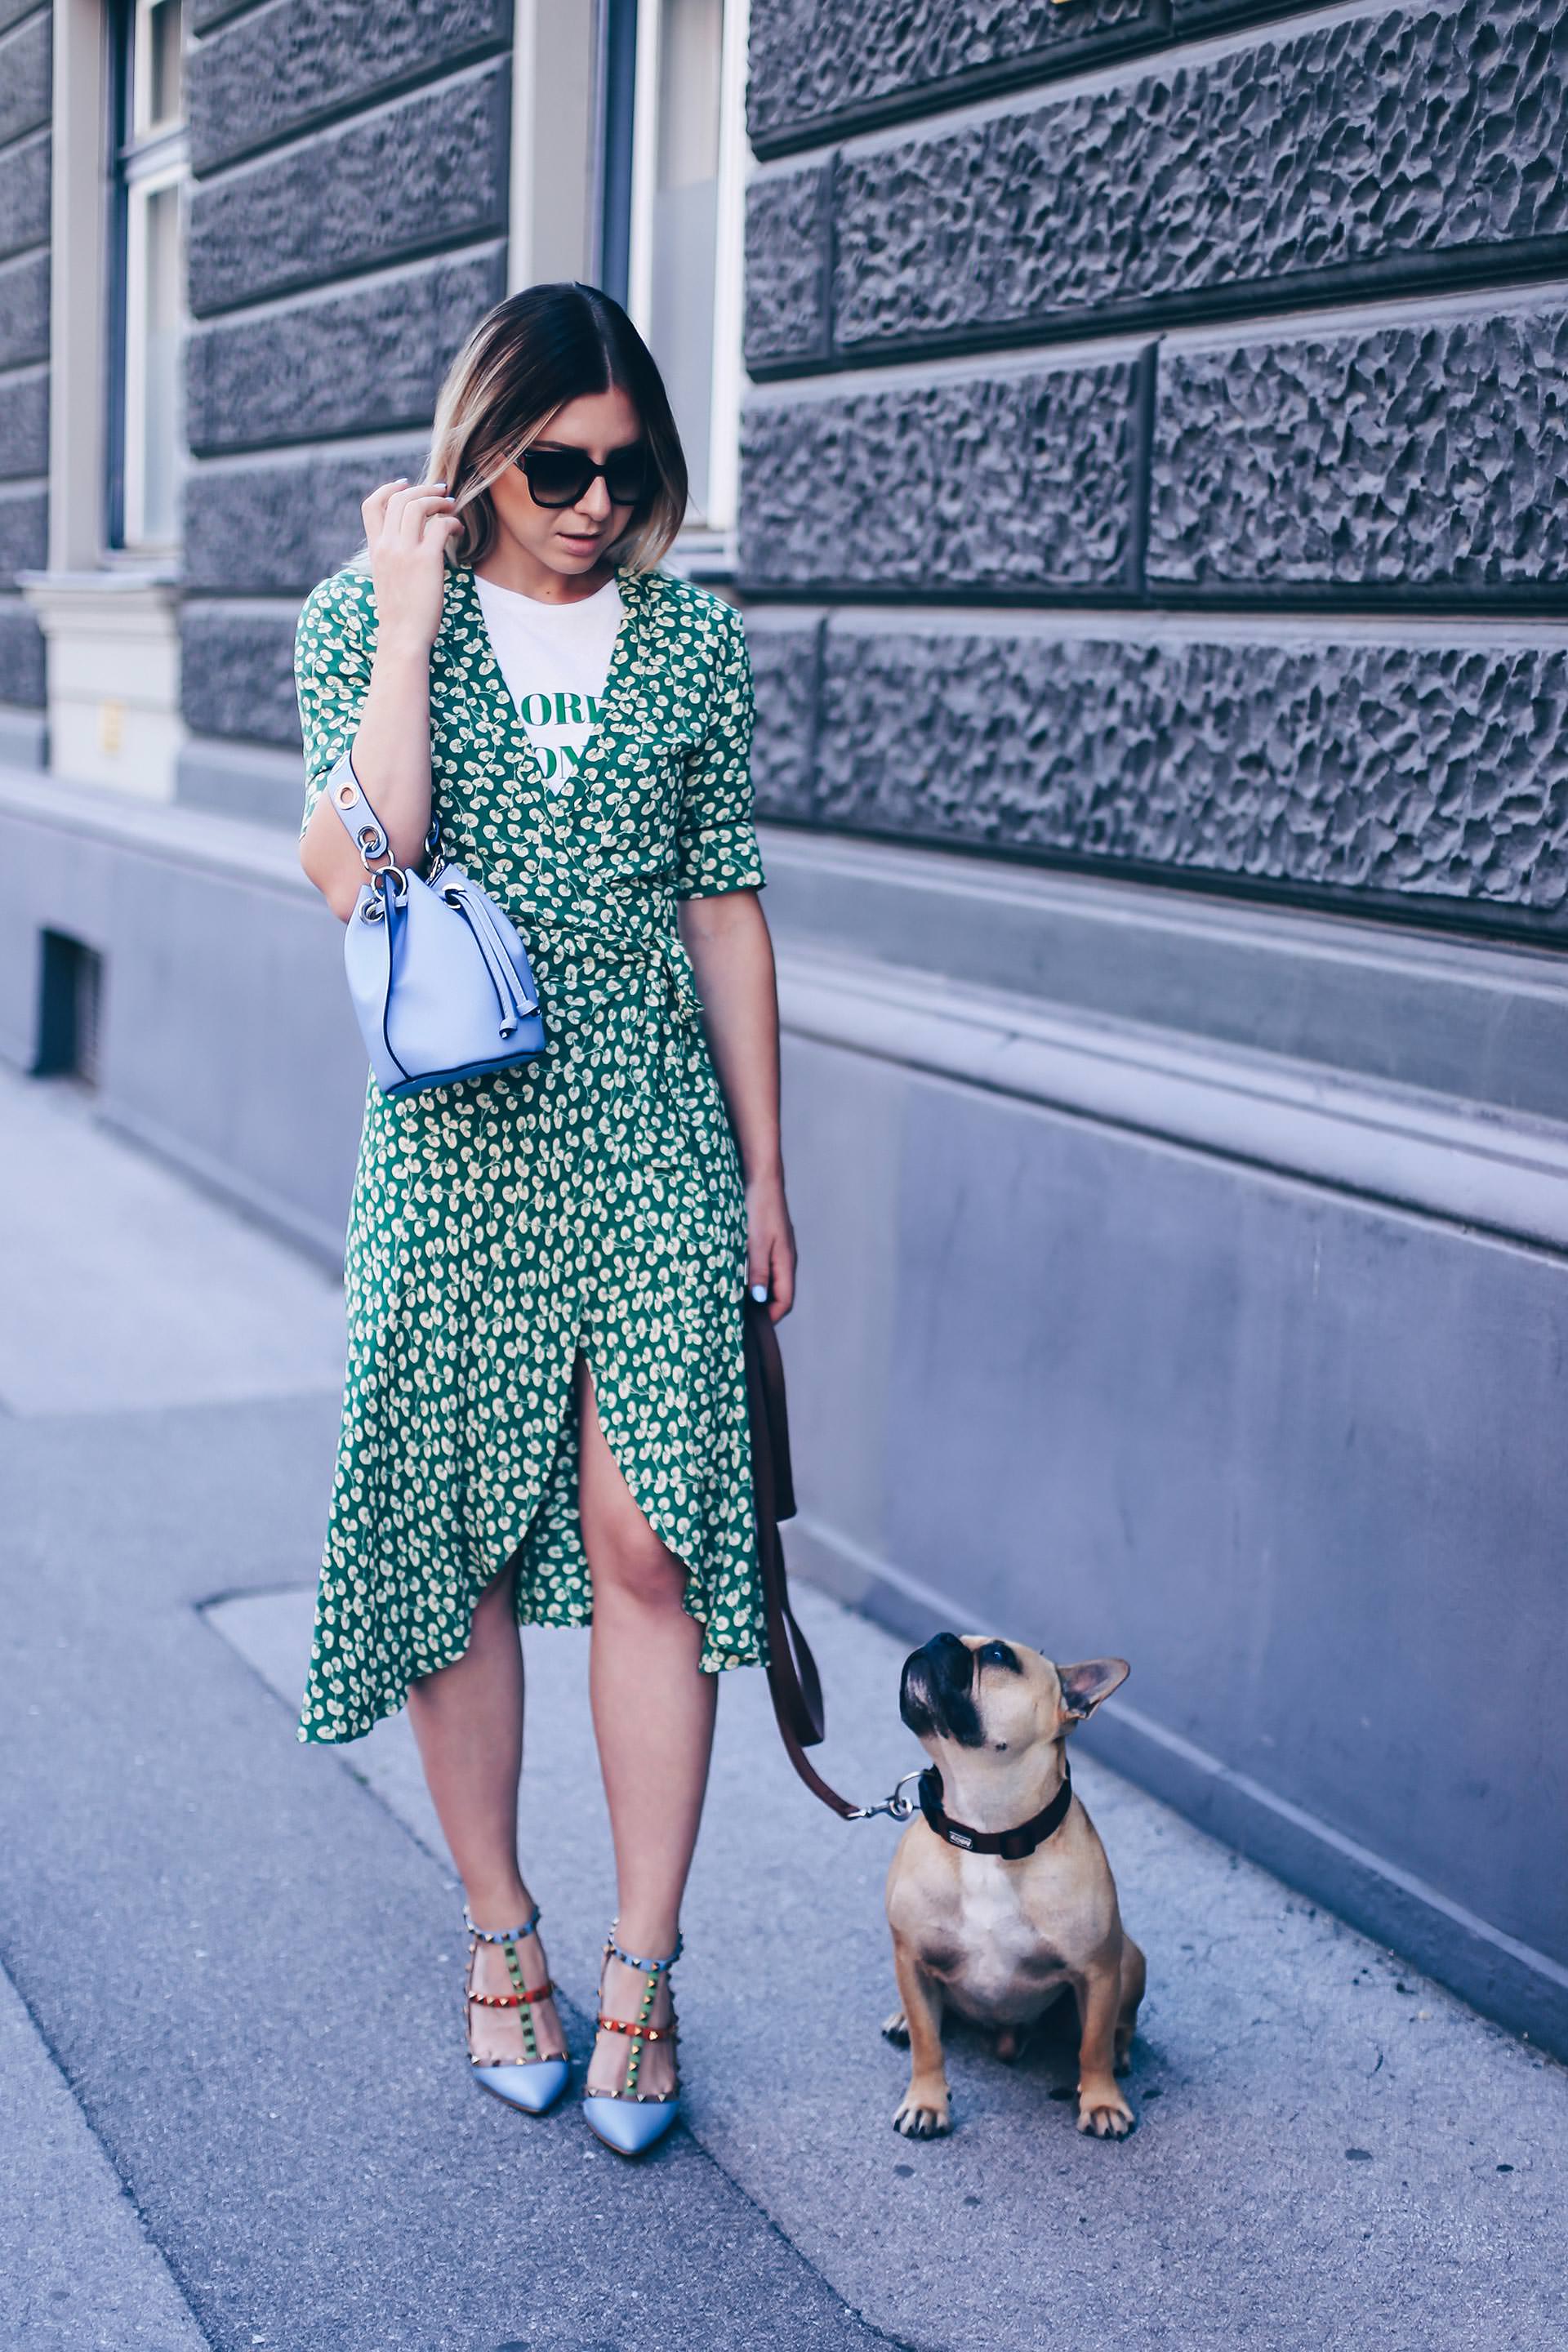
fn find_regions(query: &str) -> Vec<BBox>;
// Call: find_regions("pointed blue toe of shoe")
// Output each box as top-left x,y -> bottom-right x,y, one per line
581,2096 -> 679,2156
473,2058 -> 570,2116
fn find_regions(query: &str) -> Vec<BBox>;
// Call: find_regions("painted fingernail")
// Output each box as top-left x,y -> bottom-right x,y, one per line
751,1283 -> 769,1302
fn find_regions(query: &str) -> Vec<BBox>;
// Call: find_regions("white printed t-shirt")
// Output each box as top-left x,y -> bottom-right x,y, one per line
474,570 -> 625,794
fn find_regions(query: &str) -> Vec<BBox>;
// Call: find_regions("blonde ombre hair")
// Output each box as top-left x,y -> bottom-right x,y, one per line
423,282 -> 688,572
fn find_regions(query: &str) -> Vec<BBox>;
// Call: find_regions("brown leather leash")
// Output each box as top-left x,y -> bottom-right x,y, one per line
742,1296 -> 920,1826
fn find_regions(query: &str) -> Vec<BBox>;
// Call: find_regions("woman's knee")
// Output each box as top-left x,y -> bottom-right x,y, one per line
590,1530 -> 688,1615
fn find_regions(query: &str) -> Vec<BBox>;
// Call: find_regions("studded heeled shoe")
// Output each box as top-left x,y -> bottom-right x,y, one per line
580,1923 -> 683,2157
462,1901 -> 571,2117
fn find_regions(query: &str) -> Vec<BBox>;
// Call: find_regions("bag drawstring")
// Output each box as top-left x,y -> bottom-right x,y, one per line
448,882 -> 537,1036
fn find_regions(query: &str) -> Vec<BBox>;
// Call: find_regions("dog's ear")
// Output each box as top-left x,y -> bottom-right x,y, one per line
1056,1657 -> 1129,1724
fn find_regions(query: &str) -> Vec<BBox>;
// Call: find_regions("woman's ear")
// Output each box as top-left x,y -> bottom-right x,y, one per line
1055,1657 -> 1129,1725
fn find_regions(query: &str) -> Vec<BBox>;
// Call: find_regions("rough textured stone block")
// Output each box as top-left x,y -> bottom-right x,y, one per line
186,243 -> 505,453
0,362 -> 45,478
0,594 -> 44,706
0,0 -> 48,29
181,605 -> 303,746
189,0 -> 510,176
0,249 -> 48,369
797,626 -> 1568,920
739,358 -> 1146,593
0,131 -> 49,263
189,60 -> 509,316
746,0 -> 1165,154
0,482 -> 46,575
1172,0 -> 1325,25
185,442 -> 427,592
824,0 -> 1568,361
744,166 -> 831,369
0,12 -> 50,150
1151,304 -> 1568,599
747,619 -> 821,818
191,0 -> 261,31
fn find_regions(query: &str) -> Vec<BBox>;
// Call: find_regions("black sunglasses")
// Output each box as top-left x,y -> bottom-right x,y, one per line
516,441 -> 649,509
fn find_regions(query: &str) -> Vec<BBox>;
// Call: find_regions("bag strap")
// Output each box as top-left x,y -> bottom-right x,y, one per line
742,1295 -> 862,1820
323,750 -> 392,863
322,750 -> 439,871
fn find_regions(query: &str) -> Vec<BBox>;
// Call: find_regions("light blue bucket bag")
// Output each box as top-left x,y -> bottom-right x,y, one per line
323,749 -> 547,1097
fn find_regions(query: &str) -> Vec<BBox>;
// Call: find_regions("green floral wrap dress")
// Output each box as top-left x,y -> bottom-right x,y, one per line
292,559 -> 768,1744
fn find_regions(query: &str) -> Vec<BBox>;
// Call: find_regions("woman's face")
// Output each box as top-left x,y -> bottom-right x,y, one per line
488,384 -> 646,578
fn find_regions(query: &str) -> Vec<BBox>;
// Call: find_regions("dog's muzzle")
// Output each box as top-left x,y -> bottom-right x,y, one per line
900,1632 -> 985,1748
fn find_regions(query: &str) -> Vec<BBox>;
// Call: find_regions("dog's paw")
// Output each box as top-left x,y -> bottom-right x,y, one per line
893,2084 -> 951,2139
881,2007 -> 911,2047
1076,2081 -> 1134,2139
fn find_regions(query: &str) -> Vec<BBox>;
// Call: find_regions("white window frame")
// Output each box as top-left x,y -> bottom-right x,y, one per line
130,0 -> 184,140
113,0 -> 189,555
626,0 -> 750,555
119,135 -> 188,553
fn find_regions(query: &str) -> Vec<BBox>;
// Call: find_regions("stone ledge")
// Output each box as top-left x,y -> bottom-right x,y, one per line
758,820 -> 1568,1128
777,939 -> 1568,1253
0,760 -> 310,892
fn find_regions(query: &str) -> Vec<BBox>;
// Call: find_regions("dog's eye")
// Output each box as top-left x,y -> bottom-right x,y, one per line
978,1641 -> 1020,1672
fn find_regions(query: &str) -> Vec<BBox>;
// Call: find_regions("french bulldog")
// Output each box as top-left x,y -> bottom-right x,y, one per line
884,1632 -> 1144,2140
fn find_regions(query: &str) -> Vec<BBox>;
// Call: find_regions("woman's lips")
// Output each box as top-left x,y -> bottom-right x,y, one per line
559,531 -> 600,549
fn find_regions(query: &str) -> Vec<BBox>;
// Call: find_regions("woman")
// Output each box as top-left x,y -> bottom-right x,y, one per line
294,281 -> 795,2157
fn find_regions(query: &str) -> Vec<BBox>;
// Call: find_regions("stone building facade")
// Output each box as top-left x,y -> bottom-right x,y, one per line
1,0 -> 1566,2050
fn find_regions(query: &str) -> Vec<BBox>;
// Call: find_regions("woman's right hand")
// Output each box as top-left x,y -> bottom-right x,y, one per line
363,479 -> 461,654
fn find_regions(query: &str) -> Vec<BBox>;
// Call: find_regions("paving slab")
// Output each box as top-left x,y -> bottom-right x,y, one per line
0,1067 -> 344,1417
212,1580 -> 1568,2352
0,1958 -> 211,2352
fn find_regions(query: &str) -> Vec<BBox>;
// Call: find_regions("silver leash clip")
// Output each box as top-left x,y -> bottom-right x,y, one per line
847,1768 -> 924,1824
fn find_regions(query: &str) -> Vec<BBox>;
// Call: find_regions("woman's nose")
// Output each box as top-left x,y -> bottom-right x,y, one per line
577,476 -> 612,522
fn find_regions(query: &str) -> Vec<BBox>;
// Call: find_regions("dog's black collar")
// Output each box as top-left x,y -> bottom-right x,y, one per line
917,1757 -> 1072,1861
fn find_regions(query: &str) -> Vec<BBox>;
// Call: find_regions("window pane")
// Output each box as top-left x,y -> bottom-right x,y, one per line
650,0 -> 724,523
138,184 -> 182,543
143,0 -> 185,133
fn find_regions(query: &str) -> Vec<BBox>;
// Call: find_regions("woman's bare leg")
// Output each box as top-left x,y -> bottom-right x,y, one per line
405,1561 -> 567,2062
578,1356 -> 717,2098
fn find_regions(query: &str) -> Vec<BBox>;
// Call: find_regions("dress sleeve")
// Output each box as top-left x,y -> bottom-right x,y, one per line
673,603 -> 767,899
293,568 -> 379,840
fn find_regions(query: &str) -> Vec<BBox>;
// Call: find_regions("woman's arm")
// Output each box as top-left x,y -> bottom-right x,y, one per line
679,887 -> 796,1321
299,479 -> 458,923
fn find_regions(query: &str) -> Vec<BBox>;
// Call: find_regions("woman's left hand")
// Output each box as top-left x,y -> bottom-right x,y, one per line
746,1170 -> 797,1321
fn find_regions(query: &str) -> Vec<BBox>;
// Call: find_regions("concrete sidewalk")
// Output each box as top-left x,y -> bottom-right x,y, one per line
2,1066 -> 1564,2351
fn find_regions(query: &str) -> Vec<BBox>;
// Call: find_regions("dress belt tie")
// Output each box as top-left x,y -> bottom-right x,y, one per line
519,881 -> 704,1162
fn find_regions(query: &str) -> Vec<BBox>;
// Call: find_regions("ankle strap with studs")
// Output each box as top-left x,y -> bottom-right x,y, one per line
464,1900 -> 540,1944
605,1924 -> 683,1973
